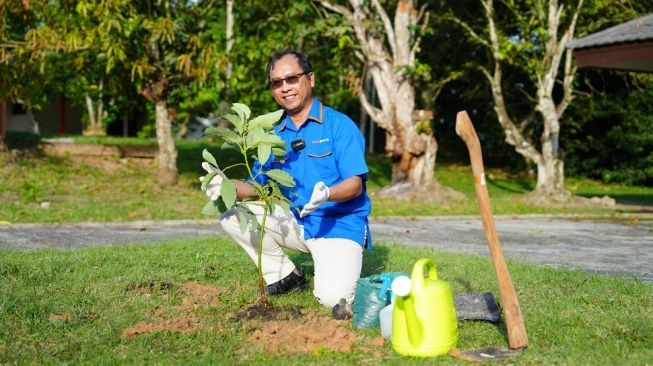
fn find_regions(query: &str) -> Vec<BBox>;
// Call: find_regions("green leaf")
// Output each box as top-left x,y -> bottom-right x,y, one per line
249,109 -> 284,130
271,196 -> 292,216
221,142 -> 238,152
201,171 -> 217,191
201,199 -> 226,216
266,169 -> 296,187
223,114 -> 243,132
220,178 -> 237,208
272,147 -> 287,159
232,103 -> 251,122
243,207 -> 259,231
267,201 -> 276,215
278,199 -> 291,215
204,127 -> 239,144
261,133 -> 285,147
201,200 -> 219,216
258,143 -> 272,166
237,208 -> 248,234
250,126 -> 265,146
202,149 -> 219,168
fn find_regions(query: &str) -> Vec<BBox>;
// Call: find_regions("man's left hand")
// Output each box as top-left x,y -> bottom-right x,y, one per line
300,181 -> 330,218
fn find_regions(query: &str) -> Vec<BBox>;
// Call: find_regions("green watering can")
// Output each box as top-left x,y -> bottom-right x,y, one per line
391,258 -> 458,357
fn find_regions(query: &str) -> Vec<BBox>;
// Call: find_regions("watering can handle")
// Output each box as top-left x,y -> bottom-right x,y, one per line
377,275 -> 393,300
411,258 -> 438,290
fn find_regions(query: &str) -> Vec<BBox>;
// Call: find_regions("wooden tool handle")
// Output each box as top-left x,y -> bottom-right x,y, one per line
455,111 -> 529,349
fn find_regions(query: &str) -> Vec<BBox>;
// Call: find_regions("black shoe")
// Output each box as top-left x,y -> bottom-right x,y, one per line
332,298 -> 353,320
266,269 -> 308,295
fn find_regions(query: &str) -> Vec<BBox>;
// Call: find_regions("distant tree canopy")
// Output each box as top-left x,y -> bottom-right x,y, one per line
1,0 -> 651,187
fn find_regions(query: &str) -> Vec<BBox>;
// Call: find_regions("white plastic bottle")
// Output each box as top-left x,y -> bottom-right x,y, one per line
379,297 -> 395,339
379,275 -> 412,339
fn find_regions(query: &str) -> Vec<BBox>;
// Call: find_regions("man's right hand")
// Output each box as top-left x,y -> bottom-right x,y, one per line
200,162 -> 225,201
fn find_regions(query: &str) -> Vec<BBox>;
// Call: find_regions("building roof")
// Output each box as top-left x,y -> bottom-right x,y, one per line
568,14 -> 653,72
569,13 -> 653,49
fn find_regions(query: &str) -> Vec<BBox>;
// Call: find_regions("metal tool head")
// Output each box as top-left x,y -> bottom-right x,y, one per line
450,347 -> 525,362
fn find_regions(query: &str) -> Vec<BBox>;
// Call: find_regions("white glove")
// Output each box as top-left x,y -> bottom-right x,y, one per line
299,181 -> 330,218
200,162 -> 226,201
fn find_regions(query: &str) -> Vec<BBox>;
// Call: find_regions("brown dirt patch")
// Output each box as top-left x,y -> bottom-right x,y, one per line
243,310 -> 384,355
122,281 -> 384,357
123,313 -> 202,336
175,281 -> 226,310
230,302 -> 282,322
122,281 -> 228,338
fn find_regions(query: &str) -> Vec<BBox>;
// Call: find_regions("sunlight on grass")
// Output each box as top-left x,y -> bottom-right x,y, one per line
0,238 -> 651,364
1,145 -> 652,223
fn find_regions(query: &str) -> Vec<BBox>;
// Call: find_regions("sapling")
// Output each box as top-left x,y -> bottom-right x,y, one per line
199,103 -> 295,309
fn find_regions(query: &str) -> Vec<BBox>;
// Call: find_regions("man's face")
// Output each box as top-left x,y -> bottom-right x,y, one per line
268,55 -> 314,115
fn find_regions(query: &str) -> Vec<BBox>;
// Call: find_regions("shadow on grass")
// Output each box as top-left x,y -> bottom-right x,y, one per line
576,193 -> 653,206
486,177 -> 533,194
361,246 -> 390,277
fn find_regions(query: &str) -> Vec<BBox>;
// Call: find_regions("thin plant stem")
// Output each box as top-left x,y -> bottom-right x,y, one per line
238,131 -> 272,308
257,201 -> 272,309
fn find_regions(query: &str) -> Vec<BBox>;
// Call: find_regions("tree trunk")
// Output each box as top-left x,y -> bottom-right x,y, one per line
83,93 -> 106,136
533,156 -> 568,199
469,0 -> 583,204
318,0 -> 463,202
155,100 -> 178,185
534,92 -> 571,201
225,0 -> 234,84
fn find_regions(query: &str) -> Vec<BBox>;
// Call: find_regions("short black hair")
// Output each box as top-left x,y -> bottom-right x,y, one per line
266,50 -> 313,81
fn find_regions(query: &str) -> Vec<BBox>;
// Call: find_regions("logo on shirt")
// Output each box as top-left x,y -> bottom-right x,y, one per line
312,138 -> 330,144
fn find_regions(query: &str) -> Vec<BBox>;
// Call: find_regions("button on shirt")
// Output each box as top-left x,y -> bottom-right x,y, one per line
251,97 -> 372,248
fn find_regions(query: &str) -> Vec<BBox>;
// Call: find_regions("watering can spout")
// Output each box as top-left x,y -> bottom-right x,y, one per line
403,294 -> 424,346
391,276 -> 423,345
391,258 -> 459,357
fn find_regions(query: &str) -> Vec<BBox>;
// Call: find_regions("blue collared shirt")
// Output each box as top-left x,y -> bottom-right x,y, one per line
251,97 -> 372,248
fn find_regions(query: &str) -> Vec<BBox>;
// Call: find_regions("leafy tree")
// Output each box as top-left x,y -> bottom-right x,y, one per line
1,1 -> 128,137
3,0 -> 222,185
316,0 -> 464,202
564,72 -> 653,185
446,0 -> 652,202
0,1 -> 60,110
447,0 -> 589,203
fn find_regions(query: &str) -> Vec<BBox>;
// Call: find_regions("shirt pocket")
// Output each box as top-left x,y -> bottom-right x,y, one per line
307,143 -> 338,179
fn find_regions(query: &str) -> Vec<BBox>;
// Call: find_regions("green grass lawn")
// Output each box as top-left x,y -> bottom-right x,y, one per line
2,140 -> 652,223
0,238 -> 651,365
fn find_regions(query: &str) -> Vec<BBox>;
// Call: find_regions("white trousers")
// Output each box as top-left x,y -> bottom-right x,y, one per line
219,203 -> 363,308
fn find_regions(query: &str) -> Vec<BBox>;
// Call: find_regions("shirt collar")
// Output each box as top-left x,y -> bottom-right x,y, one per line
279,97 -> 323,131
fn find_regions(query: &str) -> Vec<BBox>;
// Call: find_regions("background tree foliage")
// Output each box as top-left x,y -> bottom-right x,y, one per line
1,0 -> 652,189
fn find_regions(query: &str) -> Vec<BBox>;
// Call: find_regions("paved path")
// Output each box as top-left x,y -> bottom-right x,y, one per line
1,215 -> 651,283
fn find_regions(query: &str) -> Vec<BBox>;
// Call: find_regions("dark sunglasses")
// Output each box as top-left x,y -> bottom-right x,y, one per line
269,72 -> 308,90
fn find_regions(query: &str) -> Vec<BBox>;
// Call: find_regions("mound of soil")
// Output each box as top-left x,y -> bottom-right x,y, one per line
244,311 -> 383,355
122,281 -> 227,337
121,281 -> 384,357
175,282 -> 224,310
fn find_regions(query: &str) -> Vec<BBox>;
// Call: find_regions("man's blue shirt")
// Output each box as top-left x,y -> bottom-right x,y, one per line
251,97 -> 372,248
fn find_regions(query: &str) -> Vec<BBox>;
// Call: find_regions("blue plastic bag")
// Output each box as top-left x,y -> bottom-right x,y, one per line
352,272 -> 408,329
